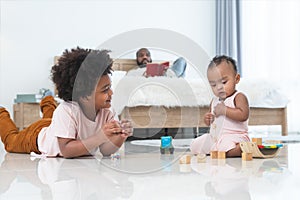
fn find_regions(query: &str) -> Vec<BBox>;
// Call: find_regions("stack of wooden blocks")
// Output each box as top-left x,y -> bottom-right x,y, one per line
210,151 -> 226,159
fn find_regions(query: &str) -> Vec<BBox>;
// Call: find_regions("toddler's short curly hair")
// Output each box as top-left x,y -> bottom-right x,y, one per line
51,47 -> 113,101
208,55 -> 238,73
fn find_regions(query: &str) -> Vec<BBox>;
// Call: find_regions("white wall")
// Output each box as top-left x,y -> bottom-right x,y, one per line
0,0 -> 216,114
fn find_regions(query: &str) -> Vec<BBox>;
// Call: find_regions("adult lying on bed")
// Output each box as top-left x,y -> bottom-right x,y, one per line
127,48 -> 187,138
132,48 -> 187,78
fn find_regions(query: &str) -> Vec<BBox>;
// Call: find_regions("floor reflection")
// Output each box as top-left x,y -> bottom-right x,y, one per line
0,142 -> 299,200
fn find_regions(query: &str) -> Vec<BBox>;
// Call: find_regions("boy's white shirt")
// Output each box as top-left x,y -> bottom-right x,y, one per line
35,101 -> 113,157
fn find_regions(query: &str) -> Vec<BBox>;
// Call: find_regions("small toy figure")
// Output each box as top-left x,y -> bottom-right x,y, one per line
160,136 -> 174,154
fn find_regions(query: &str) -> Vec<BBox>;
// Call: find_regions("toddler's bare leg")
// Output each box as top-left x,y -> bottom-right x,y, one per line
226,143 -> 242,157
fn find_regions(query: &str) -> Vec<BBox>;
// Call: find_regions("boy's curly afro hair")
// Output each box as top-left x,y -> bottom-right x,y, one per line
51,47 -> 113,102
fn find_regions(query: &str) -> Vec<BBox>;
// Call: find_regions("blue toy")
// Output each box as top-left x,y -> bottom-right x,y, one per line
160,136 -> 174,154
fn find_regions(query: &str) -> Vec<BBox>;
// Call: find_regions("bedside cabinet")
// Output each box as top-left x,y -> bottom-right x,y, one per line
13,103 -> 41,130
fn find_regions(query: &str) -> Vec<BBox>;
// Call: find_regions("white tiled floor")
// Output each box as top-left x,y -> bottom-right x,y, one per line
0,139 -> 300,200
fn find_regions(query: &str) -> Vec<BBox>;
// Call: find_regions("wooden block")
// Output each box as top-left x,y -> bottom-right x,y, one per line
242,152 -> 253,161
196,154 -> 206,163
210,151 -> 218,159
179,155 -> 191,164
252,138 -> 262,145
218,151 -> 226,159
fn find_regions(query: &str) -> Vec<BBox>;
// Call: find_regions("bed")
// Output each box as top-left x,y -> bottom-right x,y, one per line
111,59 -> 289,136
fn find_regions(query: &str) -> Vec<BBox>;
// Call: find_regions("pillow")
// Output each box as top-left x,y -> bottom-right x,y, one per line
238,78 -> 289,108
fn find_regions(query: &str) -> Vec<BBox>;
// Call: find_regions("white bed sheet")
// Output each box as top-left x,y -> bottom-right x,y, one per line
111,72 -> 289,115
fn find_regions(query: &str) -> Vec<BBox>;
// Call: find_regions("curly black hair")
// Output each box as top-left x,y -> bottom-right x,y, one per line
208,55 -> 238,73
51,47 -> 113,102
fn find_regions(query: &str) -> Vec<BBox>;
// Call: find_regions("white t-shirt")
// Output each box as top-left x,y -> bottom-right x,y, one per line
37,101 -> 113,157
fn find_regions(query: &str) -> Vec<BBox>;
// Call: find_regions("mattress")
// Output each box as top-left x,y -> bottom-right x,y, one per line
111,71 -> 289,115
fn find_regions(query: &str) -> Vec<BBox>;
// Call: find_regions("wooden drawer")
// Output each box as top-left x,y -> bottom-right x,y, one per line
13,103 -> 41,130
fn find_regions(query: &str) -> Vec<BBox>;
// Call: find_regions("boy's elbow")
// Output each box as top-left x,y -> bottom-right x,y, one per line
60,148 -> 82,158
101,152 -> 112,157
99,147 -> 118,157
61,152 -> 75,159
100,149 -> 116,157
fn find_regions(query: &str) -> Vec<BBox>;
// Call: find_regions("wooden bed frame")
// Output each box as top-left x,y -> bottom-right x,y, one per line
8,56 -> 278,134
112,59 -> 288,136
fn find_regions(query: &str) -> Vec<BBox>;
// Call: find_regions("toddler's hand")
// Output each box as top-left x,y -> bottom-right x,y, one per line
204,112 -> 215,126
214,102 -> 226,117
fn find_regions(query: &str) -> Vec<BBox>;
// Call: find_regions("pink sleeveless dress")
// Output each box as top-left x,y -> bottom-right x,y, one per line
190,91 -> 250,154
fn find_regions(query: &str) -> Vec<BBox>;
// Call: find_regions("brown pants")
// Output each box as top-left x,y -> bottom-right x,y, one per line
0,96 -> 57,153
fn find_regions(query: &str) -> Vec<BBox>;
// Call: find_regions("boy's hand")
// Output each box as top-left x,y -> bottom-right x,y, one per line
100,120 -> 133,156
103,120 -> 122,137
103,120 -> 133,139
119,119 -> 133,137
